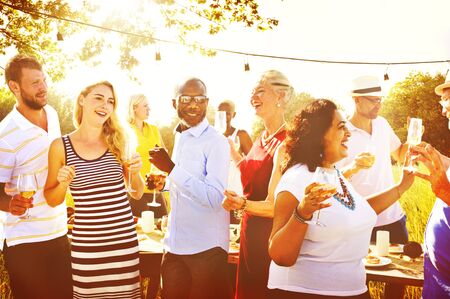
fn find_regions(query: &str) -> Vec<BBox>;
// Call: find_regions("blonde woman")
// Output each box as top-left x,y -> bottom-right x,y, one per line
127,94 -> 167,218
44,81 -> 144,299
222,70 -> 294,299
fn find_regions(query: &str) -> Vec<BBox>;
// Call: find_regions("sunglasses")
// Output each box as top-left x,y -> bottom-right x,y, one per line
178,95 -> 208,104
361,97 -> 383,104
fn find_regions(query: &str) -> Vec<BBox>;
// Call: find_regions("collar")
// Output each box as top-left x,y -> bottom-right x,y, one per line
174,118 -> 209,137
347,117 -> 378,133
11,105 -> 47,131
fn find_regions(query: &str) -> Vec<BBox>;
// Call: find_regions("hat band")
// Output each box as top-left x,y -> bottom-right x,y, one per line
352,86 -> 382,94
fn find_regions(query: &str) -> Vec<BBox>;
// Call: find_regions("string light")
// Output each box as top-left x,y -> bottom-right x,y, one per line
244,56 -> 250,72
155,45 -> 161,61
384,65 -> 390,81
1,1 -> 450,67
56,31 -> 64,41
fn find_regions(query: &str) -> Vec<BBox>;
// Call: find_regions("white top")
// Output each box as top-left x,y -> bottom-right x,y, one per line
336,116 -> 404,226
268,164 -> 377,296
0,105 -> 67,247
165,118 -> 230,254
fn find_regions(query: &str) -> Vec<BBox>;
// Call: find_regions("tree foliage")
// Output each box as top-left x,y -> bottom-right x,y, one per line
0,0 -> 278,79
380,71 -> 449,156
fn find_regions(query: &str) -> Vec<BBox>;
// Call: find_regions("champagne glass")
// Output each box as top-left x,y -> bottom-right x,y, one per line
360,143 -> 376,187
125,143 -> 136,193
215,111 -> 227,134
147,165 -> 166,207
404,118 -> 422,172
309,167 -> 337,227
17,173 -> 38,219
233,134 -> 241,153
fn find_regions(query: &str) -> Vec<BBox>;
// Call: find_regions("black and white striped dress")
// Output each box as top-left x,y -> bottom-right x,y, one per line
63,136 -> 141,299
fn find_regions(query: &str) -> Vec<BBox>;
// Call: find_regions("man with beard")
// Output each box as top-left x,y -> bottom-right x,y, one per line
337,75 -> 410,298
148,78 -> 231,299
0,54 -> 72,299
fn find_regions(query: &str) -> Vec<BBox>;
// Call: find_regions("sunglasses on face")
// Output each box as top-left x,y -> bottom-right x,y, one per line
362,97 -> 383,104
178,95 -> 208,104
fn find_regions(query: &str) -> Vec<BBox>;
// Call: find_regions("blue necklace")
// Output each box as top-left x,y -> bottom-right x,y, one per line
333,168 -> 356,210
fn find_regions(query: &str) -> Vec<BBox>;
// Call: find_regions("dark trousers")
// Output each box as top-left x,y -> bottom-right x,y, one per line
268,288 -> 370,299
370,215 -> 409,244
3,235 -> 72,299
161,247 -> 231,299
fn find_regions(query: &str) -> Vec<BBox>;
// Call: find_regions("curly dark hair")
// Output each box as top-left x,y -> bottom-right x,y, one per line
283,99 -> 338,173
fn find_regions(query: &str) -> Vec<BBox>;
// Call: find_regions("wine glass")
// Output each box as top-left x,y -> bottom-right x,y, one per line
360,143 -> 376,187
125,143 -> 136,193
309,167 -> 338,227
404,118 -> 423,172
147,165 -> 166,207
215,111 -> 227,134
17,173 -> 38,219
161,215 -> 168,235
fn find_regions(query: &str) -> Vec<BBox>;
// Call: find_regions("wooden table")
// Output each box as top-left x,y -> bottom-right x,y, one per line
365,245 -> 424,298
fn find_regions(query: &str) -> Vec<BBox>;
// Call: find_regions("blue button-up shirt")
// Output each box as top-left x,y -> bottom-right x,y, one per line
164,118 -> 230,254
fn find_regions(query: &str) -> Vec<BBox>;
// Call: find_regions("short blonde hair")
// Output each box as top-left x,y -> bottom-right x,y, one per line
259,70 -> 294,104
74,81 -> 128,162
127,94 -> 147,125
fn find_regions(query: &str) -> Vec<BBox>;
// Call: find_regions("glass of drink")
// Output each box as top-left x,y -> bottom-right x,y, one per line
404,118 -> 423,172
125,143 -> 136,193
147,165 -> 167,207
17,173 -> 38,219
309,167 -> 337,227
214,111 -> 227,134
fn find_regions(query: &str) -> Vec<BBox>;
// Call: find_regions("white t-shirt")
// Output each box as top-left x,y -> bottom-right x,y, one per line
0,105 -> 67,247
336,116 -> 404,226
268,164 -> 377,296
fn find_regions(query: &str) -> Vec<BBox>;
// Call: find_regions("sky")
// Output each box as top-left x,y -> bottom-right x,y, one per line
4,0 -> 450,131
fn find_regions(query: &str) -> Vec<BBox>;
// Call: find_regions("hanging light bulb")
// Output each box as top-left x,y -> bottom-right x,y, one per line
155,51 -> 161,61
384,65 -> 390,81
244,56 -> 250,72
56,31 -> 64,41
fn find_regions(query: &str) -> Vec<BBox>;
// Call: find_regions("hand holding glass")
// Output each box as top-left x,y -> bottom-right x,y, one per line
147,165 -> 167,207
17,173 -> 38,219
309,167 -> 337,227
405,118 -> 423,172
125,144 -> 136,193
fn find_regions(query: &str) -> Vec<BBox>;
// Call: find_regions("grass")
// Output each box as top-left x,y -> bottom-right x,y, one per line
0,166 -> 436,299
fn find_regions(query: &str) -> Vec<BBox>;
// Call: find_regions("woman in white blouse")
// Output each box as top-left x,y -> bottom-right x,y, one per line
268,99 -> 415,299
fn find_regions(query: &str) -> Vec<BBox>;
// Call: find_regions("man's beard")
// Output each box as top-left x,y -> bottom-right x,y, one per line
21,87 -> 46,110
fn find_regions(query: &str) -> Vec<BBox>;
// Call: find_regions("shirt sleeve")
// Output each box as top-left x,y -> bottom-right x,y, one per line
0,139 -> 15,183
275,166 -> 309,204
169,135 -> 230,212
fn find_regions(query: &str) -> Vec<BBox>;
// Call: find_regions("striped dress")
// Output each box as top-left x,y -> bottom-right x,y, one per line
63,136 -> 141,299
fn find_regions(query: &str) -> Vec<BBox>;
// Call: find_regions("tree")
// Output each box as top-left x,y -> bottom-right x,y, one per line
1,0 -> 278,79
251,92 -> 315,138
380,71 -> 450,156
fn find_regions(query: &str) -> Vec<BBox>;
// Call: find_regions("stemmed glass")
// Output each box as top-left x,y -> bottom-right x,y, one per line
215,111 -> 227,134
360,143 -> 376,187
125,143 -> 136,193
147,164 -> 166,207
309,167 -> 337,227
17,173 -> 38,219
404,118 -> 423,172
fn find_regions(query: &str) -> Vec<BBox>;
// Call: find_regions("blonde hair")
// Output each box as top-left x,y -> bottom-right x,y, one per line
259,70 -> 295,105
73,81 -> 128,162
127,94 -> 147,125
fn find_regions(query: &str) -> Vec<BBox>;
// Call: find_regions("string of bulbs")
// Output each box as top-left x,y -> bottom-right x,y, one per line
1,0 -> 450,78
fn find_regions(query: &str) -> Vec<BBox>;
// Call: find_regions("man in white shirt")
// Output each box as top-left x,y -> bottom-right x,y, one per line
338,75 -> 409,244
0,54 -> 72,299
148,78 -> 231,299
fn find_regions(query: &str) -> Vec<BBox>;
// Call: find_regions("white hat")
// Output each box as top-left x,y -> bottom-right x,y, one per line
435,72 -> 450,96
350,75 -> 382,97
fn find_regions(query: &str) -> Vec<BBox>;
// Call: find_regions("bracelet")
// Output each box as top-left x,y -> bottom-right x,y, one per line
239,197 -> 247,211
292,207 -> 309,224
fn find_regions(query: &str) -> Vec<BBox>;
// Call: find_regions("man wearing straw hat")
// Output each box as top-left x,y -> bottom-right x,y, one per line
339,75 -> 410,243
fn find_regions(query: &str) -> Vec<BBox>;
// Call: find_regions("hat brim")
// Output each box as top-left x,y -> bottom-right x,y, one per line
435,82 -> 450,96
350,91 -> 383,97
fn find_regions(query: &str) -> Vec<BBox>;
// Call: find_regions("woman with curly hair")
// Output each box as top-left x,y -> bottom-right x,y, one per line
268,99 -> 415,299
45,81 -> 144,298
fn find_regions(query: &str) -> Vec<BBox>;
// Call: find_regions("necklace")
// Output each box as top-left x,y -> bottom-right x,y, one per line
261,122 -> 286,144
332,168 -> 355,210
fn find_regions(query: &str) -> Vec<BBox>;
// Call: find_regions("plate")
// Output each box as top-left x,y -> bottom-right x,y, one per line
363,256 -> 391,267
389,244 -> 404,253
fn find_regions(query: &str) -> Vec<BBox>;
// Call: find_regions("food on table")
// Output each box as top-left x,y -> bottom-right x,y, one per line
365,255 -> 381,265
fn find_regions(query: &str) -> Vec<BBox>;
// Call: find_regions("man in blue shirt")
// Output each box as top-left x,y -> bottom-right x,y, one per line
149,78 -> 231,299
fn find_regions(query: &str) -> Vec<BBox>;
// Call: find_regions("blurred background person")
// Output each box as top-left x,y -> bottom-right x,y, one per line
268,99 -> 415,299
44,81 -> 144,299
410,76 -> 450,299
127,94 -> 168,218
222,70 -> 294,299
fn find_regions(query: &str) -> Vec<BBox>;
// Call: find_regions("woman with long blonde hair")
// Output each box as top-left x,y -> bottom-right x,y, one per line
44,81 -> 144,298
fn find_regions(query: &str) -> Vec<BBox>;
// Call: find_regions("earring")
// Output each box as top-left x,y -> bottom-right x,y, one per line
276,102 -> 281,108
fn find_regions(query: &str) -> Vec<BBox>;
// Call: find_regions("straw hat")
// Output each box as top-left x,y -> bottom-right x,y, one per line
434,72 -> 450,96
350,75 -> 382,97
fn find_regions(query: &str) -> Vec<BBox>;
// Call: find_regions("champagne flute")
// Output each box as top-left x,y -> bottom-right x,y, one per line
404,118 -> 423,172
215,111 -> 227,134
17,173 -> 38,219
309,167 -> 337,227
125,143 -> 136,193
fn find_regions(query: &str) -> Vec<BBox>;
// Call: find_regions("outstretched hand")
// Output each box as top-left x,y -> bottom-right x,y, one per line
297,182 -> 335,220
